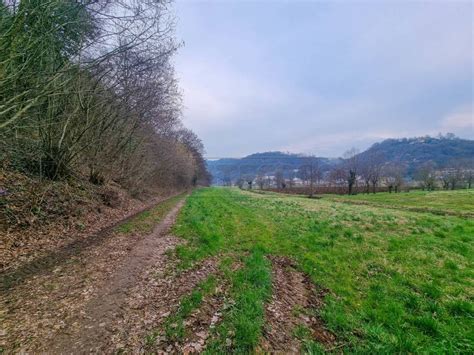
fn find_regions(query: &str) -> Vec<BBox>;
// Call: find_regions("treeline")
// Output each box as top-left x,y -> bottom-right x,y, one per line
236,149 -> 474,195
0,0 -> 210,194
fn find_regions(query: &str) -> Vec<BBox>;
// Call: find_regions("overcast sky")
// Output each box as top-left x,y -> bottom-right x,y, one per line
174,0 -> 473,158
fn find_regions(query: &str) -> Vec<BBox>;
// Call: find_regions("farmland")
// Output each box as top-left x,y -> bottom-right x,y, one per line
170,187 -> 474,353
324,189 -> 474,217
2,187 -> 473,353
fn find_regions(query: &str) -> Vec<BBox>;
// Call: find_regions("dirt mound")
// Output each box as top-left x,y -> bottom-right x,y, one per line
261,256 -> 336,352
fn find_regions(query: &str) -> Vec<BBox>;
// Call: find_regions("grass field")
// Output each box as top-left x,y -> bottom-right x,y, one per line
171,187 -> 473,353
324,189 -> 474,217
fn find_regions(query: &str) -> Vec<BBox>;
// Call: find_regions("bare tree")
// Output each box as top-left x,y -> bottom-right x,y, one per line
384,163 -> 405,193
287,169 -> 296,188
343,148 -> 360,195
415,162 -> 436,191
275,170 -> 285,190
298,155 -> 321,197
359,159 -> 372,194
236,177 -> 244,189
359,152 -> 384,193
297,165 -> 310,185
461,158 -> 474,189
329,167 -> 346,192
1,0 -> 208,194
256,174 -> 266,189
448,161 -> 463,190
439,169 -> 451,190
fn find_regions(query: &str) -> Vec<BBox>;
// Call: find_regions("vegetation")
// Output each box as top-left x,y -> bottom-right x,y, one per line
172,187 -> 474,352
0,0 -> 210,195
207,136 -> 474,192
146,275 -> 218,346
116,194 -> 186,235
205,248 -> 272,353
325,189 -> 474,217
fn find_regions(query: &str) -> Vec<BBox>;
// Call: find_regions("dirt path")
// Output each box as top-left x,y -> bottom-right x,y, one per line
1,194 -> 176,292
261,256 -> 336,353
1,196 -> 218,353
48,200 -> 186,352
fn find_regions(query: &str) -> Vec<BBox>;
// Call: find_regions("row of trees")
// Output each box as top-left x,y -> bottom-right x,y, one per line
415,160 -> 473,191
0,0 -> 210,194
235,149 -> 473,195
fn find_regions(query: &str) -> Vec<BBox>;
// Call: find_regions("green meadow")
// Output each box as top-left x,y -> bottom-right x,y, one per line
170,187 -> 473,353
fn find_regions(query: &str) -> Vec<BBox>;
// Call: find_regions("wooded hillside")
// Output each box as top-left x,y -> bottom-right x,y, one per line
0,1 -> 210,194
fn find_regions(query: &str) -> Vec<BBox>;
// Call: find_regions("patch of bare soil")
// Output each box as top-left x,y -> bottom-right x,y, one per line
260,256 -> 336,353
0,197 -> 204,353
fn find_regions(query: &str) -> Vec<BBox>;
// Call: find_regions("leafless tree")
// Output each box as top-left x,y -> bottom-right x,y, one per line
236,177 -> 244,189
0,1 -> 208,193
298,155 -> 321,197
384,163 -> 405,193
256,174 -> 266,189
447,161 -> 463,190
343,148 -> 360,195
461,159 -> 474,188
275,170 -> 285,190
415,161 -> 436,191
359,152 -> 384,193
329,167 -> 345,185
439,170 -> 451,190
287,169 -> 296,188
297,165 -> 310,185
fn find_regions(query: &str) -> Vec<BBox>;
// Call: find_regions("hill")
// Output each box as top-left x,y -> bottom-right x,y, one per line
207,135 -> 474,184
207,152 -> 339,184
356,135 -> 474,174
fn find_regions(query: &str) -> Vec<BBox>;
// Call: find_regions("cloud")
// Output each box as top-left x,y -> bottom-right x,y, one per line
441,106 -> 474,132
174,0 -> 473,158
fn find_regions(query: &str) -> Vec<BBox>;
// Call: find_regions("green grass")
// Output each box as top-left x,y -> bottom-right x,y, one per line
205,247 -> 271,353
116,193 -> 186,234
324,189 -> 474,217
172,187 -> 474,353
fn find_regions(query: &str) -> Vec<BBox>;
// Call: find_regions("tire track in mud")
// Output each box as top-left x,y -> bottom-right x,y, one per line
46,199 -> 219,353
152,278 -> 227,353
261,256 -> 336,353
149,260 -> 241,353
110,257 -> 220,352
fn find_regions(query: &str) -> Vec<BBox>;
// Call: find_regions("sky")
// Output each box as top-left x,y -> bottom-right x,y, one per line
173,0 -> 473,158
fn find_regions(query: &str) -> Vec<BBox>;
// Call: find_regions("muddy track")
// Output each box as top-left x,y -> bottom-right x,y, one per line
180,292 -> 225,353
261,256 -> 336,352
102,257 -> 219,352
2,194 -> 213,353
154,275 -> 227,353
0,193 -> 183,292
47,199 -> 187,352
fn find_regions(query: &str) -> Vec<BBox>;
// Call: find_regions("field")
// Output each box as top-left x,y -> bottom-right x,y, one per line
170,187 -> 474,353
324,189 -> 474,218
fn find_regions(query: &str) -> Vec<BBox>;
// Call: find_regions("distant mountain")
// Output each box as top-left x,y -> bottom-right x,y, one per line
207,136 -> 474,184
357,136 -> 474,175
207,152 -> 338,185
